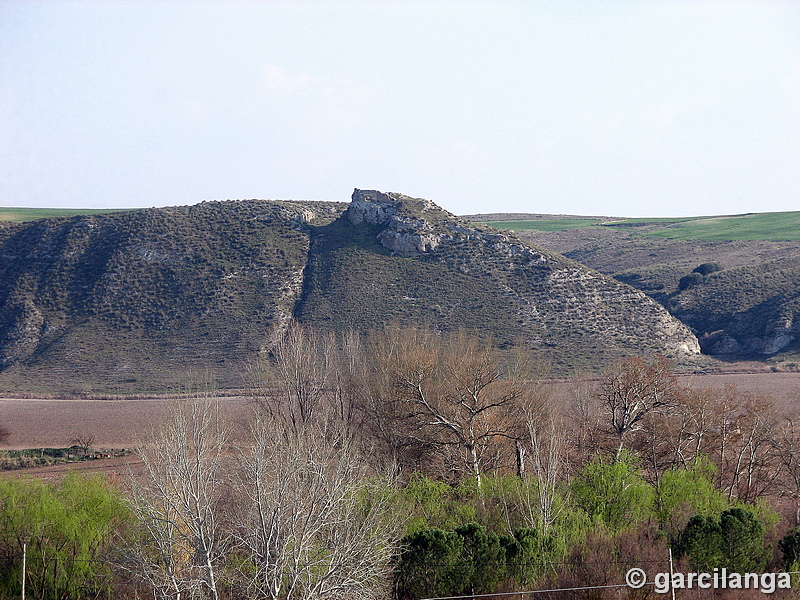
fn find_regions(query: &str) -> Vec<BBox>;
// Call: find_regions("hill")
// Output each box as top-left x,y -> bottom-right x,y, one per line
467,213 -> 800,363
0,200 -> 344,393
0,191 -> 699,393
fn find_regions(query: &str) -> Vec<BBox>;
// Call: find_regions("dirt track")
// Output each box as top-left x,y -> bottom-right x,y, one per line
0,455 -> 145,481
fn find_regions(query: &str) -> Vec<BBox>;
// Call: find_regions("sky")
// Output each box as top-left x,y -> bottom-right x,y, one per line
1,1 -> 799,217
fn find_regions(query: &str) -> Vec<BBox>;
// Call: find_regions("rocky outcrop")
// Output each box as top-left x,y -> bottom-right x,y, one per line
346,189 -> 444,256
0,190 -> 704,392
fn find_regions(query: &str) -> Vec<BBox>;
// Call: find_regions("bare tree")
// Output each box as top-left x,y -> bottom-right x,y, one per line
117,394 -> 229,600
595,355 -> 680,457
775,416 -> 800,526
566,377 -> 604,468
233,414 -> 403,600
250,320 -> 334,437
516,388 -> 565,539
375,326 -> 527,486
719,390 -> 780,502
70,432 -> 95,456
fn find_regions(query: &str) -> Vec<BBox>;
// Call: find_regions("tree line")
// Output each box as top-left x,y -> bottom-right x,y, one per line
1,322 -> 800,599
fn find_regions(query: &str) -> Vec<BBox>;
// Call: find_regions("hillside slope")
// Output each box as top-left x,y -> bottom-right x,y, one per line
479,215 -> 800,360
296,190 -> 699,374
0,191 -> 699,393
0,200 -> 344,392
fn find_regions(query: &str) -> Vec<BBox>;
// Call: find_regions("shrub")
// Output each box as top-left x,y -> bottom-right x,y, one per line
678,271 -> 705,290
655,457 -> 729,544
0,474 -> 128,600
571,451 -> 654,531
693,262 -> 723,276
779,528 -> 800,569
394,523 -> 543,599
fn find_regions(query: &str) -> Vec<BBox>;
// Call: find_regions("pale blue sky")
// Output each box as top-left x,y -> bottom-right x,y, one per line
1,1 -> 799,217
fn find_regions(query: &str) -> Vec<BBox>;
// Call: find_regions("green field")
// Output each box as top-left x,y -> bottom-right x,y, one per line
485,211 -> 800,241
480,218 -> 602,232
0,207 -> 130,222
641,212 -> 800,241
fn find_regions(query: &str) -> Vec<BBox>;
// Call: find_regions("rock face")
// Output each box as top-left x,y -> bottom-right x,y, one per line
346,189 -> 442,255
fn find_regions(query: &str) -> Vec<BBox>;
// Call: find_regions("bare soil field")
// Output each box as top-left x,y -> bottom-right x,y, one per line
677,371 -> 800,412
0,395 -> 256,450
1,372 -> 798,451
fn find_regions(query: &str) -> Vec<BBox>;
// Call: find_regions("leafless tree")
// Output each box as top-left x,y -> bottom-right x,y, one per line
70,432 -> 95,456
233,413 -> 403,600
595,355 -> 681,457
117,394 -> 229,600
373,326 -> 527,486
516,388 -> 566,540
566,377 -> 604,468
718,389 -> 780,502
250,320 -> 334,437
774,416 -> 800,525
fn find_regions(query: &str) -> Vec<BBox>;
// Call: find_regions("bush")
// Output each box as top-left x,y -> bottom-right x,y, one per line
693,262 -> 723,276
0,474 -> 128,600
655,457 -> 729,544
394,523 -> 547,599
394,528 -> 465,599
779,528 -> 800,569
678,271 -> 705,290
571,451 -> 654,531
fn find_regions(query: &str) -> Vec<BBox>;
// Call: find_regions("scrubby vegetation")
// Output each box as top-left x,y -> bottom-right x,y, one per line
502,213 -> 800,362
0,207 -> 131,222
0,446 -> 131,470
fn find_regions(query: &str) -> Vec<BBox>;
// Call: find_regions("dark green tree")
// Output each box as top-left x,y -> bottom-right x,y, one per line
679,515 -> 723,570
779,528 -> 800,569
678,271 -> 705,290
678,507 -> 769,572
692,262 -> 723,276
500,528 -> 549,586
454,523 -> 506,595
394,528 -> 463,600
719,508 -> 770,572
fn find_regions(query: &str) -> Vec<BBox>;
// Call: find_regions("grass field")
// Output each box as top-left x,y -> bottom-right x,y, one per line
479,218 -> 603,231
0,207 -> 130,222
642,211 -> 800,241
485,211 -> 800,241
